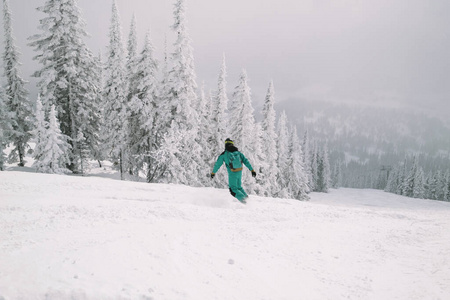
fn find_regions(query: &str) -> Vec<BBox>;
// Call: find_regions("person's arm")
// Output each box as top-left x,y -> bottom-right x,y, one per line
240,152 -> 254,171
212,153 -> 225,175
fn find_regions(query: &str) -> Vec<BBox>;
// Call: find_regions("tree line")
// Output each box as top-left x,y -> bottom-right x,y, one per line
1,0 -> 335,200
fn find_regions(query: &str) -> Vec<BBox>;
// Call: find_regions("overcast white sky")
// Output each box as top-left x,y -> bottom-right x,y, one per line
1,0 -> 450,113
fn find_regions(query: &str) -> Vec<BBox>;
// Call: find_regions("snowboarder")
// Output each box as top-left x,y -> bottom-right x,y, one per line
211,138 -> 256,203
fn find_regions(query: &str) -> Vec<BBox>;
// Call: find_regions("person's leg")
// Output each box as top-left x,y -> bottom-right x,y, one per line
236,172 -> 248,198
228,172 -> 247,201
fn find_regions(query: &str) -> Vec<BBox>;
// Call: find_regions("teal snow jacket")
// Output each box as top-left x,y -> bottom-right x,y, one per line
212,149 -> 253,175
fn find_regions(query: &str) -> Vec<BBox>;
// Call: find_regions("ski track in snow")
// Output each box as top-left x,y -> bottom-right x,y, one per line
1,171 -> 450,300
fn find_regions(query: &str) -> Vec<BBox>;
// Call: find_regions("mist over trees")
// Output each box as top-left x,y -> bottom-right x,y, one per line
281,99 -> 450,201
1,0 -> 449,202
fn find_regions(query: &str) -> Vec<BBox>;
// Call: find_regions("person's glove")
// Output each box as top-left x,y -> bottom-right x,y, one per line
210,173 -> 215,179
251,170 -> 257,178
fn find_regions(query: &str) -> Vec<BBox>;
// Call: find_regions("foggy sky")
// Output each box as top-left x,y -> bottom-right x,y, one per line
1,0 -> 450,113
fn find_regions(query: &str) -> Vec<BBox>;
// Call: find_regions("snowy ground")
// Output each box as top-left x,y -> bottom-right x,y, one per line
1,167 -> 450,299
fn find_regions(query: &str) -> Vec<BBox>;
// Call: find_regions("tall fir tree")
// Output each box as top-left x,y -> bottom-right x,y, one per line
276,111 -> 290,198
397,158 -> 408,195
332,160 -> 342,189
310,141 -> 319,192
316,143 -> 331,193
166,0 -> 198,129
209,55 -> 229,188
435,170 -> 446,200
31,95 -> 46,170
425,171 -> 435,199
126,14 -> 139,99
412,166 -> 425,199
385,165 -> 399,193
29,0 -> 100,173
196,83 -> 213,186
125,14 -> 140,175
286,125 -> 309,200
156,35 -> 171,137
130,31 -> 159,181
249,121 -> 265,195
0,85 -> 13,170
261,81 -> 278,196
158,0 -> 203,185
443,170 -> 450,202
230,69 -> 253,150
3,0 -> 33,166
103,0 -> 129,180
93,52 -> 106,165
211,54 -> 229,148
229,69 -> 261,194
403,156 -> 418,197
302,129 -> 313,192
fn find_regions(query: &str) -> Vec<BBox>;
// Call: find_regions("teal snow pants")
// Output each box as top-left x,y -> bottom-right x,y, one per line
228,171 -> 248,201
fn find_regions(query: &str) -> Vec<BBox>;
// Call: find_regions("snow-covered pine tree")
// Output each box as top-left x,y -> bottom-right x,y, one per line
230,69 -> 253,150
302,129 -> 313,192
397,158 -> 408,195
385,165 -> 399,193
435,170 -> 446,201
128,31 -> 159,181
211,54 -> 229,147
403,156 -> 419,197
424,171 -> 435,199
310,140 -> 319,192
276,111 -> 290,198
125,14 -> 139,175
155,35 -> 171,138
29,0 -> 100,173
93,52 -> 106,166
161,0 -> 203,186
31,95 -> 47,171
103,0 -> 129,180
151,120 -> 184,184
229,69 -> 262,194
0,85 -> 13,170
332,160 -> 343,189
286,125 -> 309,200
33,104 -> 71,174
249,122 -> 266,195
126,14 -> 139,101
444,170 -> 450,202
316,143 -> 331,193
261,81 -> 278,197
412,166 -> 425,199
167,0 -> 199,130
3,0 -> 33,167
209,55 -> 229,189
196,83 -> 213,186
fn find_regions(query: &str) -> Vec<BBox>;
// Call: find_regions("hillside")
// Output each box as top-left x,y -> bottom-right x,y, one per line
277,99 -> 450,166
1,170 -> 450,299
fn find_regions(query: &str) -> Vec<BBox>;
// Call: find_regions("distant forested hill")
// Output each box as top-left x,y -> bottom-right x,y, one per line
276,99 -> 450,188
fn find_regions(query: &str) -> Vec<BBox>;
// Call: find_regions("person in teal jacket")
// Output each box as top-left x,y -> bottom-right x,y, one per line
211,138 -> 256,203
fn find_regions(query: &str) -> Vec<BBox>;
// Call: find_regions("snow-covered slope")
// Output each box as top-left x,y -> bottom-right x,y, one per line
1,171 -> 450,300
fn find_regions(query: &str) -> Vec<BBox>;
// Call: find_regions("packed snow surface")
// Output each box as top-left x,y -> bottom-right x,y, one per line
1,170 -> 450,300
